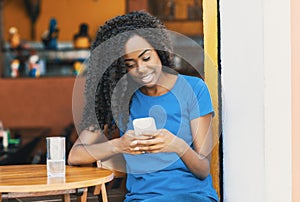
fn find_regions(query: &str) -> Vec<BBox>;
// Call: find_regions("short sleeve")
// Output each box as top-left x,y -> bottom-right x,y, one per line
189,79 -> 214,120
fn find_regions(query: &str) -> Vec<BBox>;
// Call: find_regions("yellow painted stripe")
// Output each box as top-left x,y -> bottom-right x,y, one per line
203,0 -> 220,198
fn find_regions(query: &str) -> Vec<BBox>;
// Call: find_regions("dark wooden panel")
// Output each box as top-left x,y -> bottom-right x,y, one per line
0,77 -> 75,131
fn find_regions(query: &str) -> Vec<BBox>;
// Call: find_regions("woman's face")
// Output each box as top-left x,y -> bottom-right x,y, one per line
124,35 -> 162,87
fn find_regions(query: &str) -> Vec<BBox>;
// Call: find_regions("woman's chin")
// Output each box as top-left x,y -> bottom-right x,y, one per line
143,83 -> 156,88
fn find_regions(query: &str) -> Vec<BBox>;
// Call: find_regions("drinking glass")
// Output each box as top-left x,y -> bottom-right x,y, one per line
46,137 -> 66,177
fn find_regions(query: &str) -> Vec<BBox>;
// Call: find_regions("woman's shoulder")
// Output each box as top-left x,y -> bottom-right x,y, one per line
178,74 -> 205,87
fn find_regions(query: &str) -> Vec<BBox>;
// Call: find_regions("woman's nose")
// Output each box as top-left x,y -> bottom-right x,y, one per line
136,62 -> 147,73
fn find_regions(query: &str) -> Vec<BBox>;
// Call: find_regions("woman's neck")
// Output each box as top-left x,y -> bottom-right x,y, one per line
140,72 -> 178,96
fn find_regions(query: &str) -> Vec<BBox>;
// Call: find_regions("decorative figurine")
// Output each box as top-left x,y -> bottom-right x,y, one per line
41,18 -> 59,49
73,23 -> 91,49
8,27 -> 21,49
28,54 -> 40,77
10,59 -> 20,78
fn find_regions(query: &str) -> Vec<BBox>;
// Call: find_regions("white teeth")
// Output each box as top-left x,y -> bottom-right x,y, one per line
141,73 -> 153,83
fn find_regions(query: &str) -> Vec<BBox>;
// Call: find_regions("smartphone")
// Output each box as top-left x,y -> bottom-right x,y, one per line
133,117 -> 157,135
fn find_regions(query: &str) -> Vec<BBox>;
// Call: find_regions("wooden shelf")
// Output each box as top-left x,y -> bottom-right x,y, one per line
164,21 -> 203,36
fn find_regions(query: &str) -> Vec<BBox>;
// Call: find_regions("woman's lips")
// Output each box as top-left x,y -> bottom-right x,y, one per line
141,73 -> 154,83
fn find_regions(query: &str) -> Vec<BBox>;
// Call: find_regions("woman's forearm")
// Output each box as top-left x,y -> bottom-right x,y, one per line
176,138 -> 210,180
68,138 -> 120,165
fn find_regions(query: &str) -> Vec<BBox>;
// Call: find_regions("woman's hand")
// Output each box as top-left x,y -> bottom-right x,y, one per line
129,129 -> 185,154
114,130 -> 158,154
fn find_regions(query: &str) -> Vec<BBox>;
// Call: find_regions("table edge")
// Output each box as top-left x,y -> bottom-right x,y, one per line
0,165 -> 114,193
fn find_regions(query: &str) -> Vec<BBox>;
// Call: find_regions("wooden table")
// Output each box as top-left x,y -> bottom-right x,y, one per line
0,164 -> 114,202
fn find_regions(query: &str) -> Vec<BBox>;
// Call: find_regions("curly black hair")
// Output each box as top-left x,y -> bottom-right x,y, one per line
80,10 -> 177,138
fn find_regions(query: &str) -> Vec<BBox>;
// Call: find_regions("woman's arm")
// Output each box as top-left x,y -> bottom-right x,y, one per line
68,126 -> 153,165
178,114 -> 213,179
67,129 -> 120,165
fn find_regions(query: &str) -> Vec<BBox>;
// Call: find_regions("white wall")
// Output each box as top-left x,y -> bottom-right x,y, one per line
263,0 -> 292,201
220,0 -> 292,201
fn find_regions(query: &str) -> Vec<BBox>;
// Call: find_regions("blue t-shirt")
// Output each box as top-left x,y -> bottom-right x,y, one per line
122,74 -> 219,202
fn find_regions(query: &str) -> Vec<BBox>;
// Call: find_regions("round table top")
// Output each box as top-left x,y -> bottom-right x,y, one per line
0,164 -> 114,193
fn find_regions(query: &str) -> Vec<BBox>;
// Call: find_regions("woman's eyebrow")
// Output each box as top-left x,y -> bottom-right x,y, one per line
138,49 -> 151,58
124,49 -> 151,62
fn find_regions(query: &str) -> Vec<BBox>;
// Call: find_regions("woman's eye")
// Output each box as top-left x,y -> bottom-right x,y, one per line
143,56 -> 150,62
125,63 -> 135,68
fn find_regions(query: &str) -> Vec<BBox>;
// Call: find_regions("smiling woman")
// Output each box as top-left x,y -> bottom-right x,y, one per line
68,10 -> 219,202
